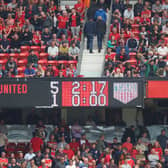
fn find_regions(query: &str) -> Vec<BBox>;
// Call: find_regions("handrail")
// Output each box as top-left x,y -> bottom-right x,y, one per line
77,8 -> 88,76
101,0 -> 113,76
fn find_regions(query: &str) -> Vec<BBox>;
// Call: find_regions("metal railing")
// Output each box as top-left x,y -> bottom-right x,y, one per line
101,0 -> 113,76
77,8 -> 88,76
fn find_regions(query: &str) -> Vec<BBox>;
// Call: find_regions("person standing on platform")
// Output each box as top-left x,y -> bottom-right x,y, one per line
96,16 -> 106,53
84,18 -> 96,53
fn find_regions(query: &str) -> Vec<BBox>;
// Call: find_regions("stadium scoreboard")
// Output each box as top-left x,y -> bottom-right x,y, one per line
0,78 -> 144,108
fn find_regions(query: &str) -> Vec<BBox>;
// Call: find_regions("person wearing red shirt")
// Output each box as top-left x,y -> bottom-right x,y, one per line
0,152 -> 8,168
63,144 -> 74,160
38,159 -> 48,168
69,8 -> 81,37
122,137 -> 133,153
109,27 -> 120,41
141,6 -> 151,19
57,10 -> 69,38
126,154 -> 135,168
30,135 -> 44,153
69,137 -> 80,152
152,141 -> 163,160
74,0 -> 84,16
43,154 -> 52,168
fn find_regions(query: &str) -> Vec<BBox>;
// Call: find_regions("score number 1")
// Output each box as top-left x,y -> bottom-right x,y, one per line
72,81 -> 107,107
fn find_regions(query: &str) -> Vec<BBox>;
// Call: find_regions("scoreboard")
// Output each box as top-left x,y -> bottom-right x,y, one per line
0,78 -> 144,108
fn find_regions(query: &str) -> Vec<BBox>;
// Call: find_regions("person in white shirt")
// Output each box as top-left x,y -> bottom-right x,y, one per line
148,149 -> 159,168
24,148 -> 36,161
162,22 -> 168,35
65,159 -> 76,168
157,42 -> 168,57
47,41 -> 59,60
124,5 -> 134,24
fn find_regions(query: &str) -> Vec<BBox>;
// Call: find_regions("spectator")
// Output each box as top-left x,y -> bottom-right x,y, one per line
97,134 -> 106,153
5,56 -> 17,75
69,9 -> 81,37
157,129 -> 168,150
56,10 -> 69,38
152,0 -> 163,15
157,42 -> 168,57
24,148 -> 36,161
148,149 -> 159,168
116,48 -> 129,62
30,134 -> 44,153
84,18 -> 96,53
0,130 -> 8,154
134,0 -> 144,17
95,8 -> 107,22
96,16 -> 106,53
71,121 -> 82,141
47,41 -> 59,60
24,63 -> 36,78
162,21 -> 168,35
68,42 -> 80,60
123,5 -> 134,24
0,64 -> 5,78
126,33 -> 138,52
144,59 -> 158,77
23,19 -> 35,32
58,42 -> 69,60
87,0 -> 98,20
0,34 -> 10,53
122,137 -> 133,154
21,27 -> 33,45
10,33 -> 21,53
27,50 -> 38,67
41,28 -> 52,45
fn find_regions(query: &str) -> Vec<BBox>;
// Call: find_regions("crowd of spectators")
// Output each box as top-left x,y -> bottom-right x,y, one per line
0,0 -> 89,78
1,120 -> 168,168
104,0 -> 168,78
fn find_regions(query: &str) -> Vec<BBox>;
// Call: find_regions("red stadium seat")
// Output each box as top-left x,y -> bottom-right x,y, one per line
131,24 -> 139,31
67,60 -> 78,65
41,46 -> 46,52
129,52 -> 137,59
38,59 -> 48,65
6,143 -> 16,152
39,53 -> 48,59
9,53 -> 19,59
57,60 -> 68,66
15,74 -> 25,78
0,59 -> 7,65
48,60 -> 58,66
0,53 -> 9,59
33,51 -> 39,57
18,59 -> 27,66
19,52 -> 29,59
30,46 -> 41,52
17,66 -> 26,74
20,46 -> 30,52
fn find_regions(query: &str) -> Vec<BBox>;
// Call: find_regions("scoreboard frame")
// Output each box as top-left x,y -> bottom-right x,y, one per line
0,78 -> 144,108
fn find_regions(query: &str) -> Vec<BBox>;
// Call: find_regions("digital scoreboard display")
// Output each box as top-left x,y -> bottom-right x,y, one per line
62,81 -> 108,107
0,78 -> 144,108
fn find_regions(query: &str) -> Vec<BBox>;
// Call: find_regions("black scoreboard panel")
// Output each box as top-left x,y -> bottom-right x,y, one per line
0,78 -> 144,108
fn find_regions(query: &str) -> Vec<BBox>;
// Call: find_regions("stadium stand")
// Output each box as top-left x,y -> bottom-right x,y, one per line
104,0 -> 168,78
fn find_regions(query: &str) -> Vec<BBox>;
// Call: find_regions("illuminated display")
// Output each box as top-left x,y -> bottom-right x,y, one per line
62,81 -> 108,107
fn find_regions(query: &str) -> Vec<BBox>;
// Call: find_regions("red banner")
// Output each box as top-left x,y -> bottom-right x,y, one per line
147,81 -> 168,98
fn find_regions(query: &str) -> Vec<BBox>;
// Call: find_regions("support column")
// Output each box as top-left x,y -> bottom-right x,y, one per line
61,108 -> 67,122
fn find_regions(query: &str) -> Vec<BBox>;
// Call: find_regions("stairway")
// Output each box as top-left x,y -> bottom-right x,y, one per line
79,38 -> 106,77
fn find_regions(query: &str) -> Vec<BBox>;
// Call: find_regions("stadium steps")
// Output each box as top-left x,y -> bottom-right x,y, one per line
60,0 -> 77,8
80,39 -> 105,77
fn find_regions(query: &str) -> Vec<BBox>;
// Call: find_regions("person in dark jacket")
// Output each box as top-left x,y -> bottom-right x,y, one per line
96,16 -> 106,52
126,33 -> 138,52
87,0 -> 98,20
157,129 -> 168,150
27,50 -> 38,68
84,18 -> 96,53
69,8 -> 81,37
134,0 -> 144,17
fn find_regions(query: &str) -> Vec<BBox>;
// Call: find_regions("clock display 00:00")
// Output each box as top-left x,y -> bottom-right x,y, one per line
62,81 -> 109,107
